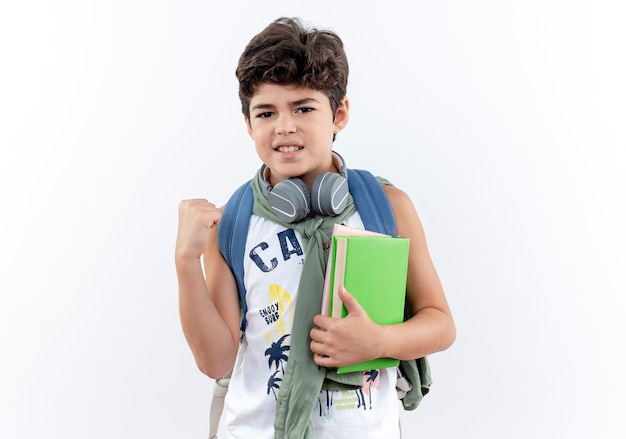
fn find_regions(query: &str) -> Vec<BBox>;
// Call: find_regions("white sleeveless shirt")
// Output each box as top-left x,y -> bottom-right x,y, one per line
220,213 -> 400,439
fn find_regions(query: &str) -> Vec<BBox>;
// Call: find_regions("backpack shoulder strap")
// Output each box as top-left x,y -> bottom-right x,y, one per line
347,169 -> 397,235
217,179 -> 253,331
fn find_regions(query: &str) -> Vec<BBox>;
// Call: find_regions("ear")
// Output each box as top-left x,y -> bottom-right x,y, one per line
244,115 -> 254,139
333,97 -> 350,134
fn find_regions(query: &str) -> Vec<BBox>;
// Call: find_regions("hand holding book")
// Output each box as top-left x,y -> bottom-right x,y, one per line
319,224 -> 410,373
312,283 -> 394,371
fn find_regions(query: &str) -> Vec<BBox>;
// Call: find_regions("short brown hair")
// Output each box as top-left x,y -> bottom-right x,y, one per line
236,17 -> 349,118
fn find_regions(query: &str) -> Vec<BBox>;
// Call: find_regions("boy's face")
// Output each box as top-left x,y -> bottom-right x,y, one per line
245,83 -> 349,188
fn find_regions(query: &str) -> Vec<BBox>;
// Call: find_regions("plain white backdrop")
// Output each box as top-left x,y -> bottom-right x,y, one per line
1,1 -> 625,438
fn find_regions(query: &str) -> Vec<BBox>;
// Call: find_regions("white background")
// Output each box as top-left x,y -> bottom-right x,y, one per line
1,1 -> 625,438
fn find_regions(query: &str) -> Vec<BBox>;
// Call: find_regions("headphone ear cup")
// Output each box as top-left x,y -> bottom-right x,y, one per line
268,178 -> 311,223
311,172 -> 349,216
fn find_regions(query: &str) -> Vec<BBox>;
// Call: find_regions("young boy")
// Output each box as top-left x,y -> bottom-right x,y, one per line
176,17 -> 455,439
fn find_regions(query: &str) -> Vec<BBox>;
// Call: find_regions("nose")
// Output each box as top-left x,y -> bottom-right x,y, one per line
275,113 -> 296,135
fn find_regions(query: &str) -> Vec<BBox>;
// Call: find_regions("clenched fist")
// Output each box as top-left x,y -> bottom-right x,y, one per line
176,199 -> 222,262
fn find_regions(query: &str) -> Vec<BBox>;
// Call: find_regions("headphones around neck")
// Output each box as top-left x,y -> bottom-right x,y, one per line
257,151 -> 349,223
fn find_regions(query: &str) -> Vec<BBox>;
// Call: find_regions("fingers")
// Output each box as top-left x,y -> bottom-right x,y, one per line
309,315 -> 354,367
313,352 -> 333,367
337,285 -> 366,317
178,199 -> 222,228
310,328 -> 334,366
309,287 -> 379,367
176,199 -> 222,260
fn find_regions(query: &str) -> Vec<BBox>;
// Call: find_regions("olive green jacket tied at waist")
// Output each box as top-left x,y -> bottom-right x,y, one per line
250,173 -> 431,439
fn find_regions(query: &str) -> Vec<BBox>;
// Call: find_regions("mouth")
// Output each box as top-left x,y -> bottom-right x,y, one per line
274,145 -> 303,153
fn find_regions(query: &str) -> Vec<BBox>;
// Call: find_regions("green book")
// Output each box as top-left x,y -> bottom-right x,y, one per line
326,231 -> 410,374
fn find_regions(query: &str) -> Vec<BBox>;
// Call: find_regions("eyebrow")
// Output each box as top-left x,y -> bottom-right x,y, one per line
250,97 -> 320,112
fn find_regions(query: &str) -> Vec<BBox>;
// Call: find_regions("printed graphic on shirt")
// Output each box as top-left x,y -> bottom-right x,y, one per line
262,284 -> 293,400
316,369 -> 381,416
249,228 -> 304,273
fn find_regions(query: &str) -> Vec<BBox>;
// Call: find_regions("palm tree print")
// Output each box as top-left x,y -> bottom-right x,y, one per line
264,333 -> 290,373
356,388 -> 366,410
317,390 -> 334,416
267,370 -> 282,399
363,369 -> 380,409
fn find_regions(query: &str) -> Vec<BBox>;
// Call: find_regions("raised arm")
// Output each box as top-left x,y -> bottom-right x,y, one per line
175,199 -> 242,378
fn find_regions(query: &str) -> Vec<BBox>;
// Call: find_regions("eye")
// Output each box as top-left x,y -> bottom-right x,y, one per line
296,107 -> 313,114
257,111 -> 273,119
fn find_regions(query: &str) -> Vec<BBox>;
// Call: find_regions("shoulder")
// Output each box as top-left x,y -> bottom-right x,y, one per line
382,184 -> 412,207
382,185 -> 424,239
